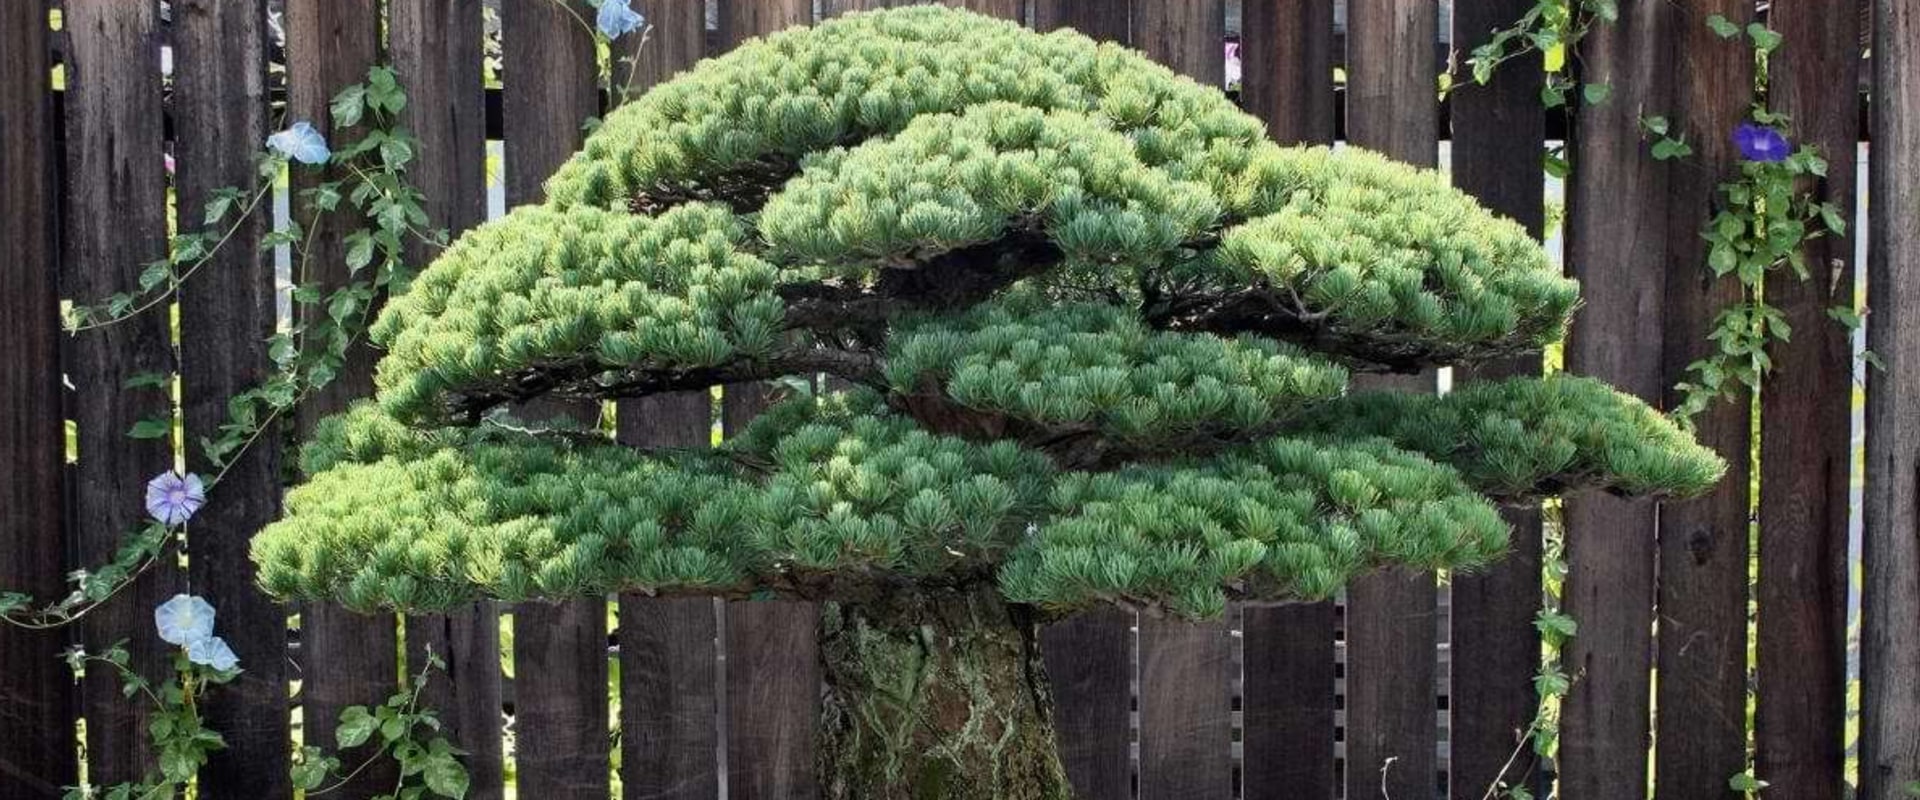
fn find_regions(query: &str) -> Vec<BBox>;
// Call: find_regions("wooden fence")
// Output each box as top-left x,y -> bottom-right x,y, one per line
1,1 -> 1914,799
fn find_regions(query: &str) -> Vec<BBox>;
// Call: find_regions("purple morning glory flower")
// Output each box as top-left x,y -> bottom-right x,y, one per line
145,470 -> 206,527
596,0 -> 645,40
266,121 -> 330,165
1733,122 -> 1790,163
154,594 -> 216,646
186,635 -> 240,671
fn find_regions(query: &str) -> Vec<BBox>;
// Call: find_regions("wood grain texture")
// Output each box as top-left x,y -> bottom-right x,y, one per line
1243,603 -> 1337,800
61,0 -> 182,785
1342,3 -> 1439,797
390,4 -> 503,795
1654,4 -> 1754,797
618,0 -> 706,94
1755,1 -> 1858,797
1343,568 -> 1438,800
1131,0 -> 1225,89
1032,0 -> 1129,44
284,3 -> 400,795
1447,0 -> 1547,794
1861,2 -> 1920,797
1559,1 -> 1676,796
719,0 -> 812,50
821,0 -> 1024,18
172,1 -> 289,796
1238,8 -> 1338,793
0,5 -> 74,795
725,601 -> 821,800
1240,0 -> 1335,146
499,1 -> 613,795
1138,617 -> 1232,799
1040,607 -> 1134,800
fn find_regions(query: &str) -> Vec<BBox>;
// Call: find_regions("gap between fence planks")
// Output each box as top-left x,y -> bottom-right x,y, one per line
0,3 -> 75,796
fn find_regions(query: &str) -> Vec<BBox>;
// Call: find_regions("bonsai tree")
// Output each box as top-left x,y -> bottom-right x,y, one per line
252,7 -> 1722,798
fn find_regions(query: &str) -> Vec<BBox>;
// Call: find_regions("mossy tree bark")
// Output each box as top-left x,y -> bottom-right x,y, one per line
815,589 -> 1073,800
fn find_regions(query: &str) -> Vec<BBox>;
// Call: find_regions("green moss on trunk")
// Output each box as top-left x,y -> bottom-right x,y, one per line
816,590 -> 1072,800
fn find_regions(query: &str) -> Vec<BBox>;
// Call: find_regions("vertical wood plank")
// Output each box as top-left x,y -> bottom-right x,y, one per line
1559,1 -> 1675,796
821,0 -> 1024,18
172,1 -> 290,796
1654,3 -> 1754,797
725,599 -> 821,800
1139,617 -> 1232,800
1755,2 -> 1858,798
1860,2 -> 1920,797
611,4 -> 721,796
1032,0 -> 1129,44
61,0 -> 181,786
719,0 -> 812,51
1243,603 -> 1337,799
1041,607 -> 1133,800
285,2 -> 398,795
1239,6 -> 1338,797
0,4 -> 76,795
1447,0 -> 1547,795
1240,0 -> 1335,146
389,2 -> 504,797
498,0 -> 611,795
1131,0 -> 1224,89
1343,2 -> 1439,798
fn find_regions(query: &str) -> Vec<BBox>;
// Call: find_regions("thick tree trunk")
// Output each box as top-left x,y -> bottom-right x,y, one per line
816,590 -> 1073,800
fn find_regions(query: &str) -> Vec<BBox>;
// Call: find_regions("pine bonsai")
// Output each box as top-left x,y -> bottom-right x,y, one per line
252,7 -> 1723,798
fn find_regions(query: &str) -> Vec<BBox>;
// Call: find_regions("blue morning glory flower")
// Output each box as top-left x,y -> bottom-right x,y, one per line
155,594 -> 216,647
596,0 -> 645,40
146,471 -> 206,528
1733,122 -> 1790,163
266,121 -> 331,165
186,635 -> 240,671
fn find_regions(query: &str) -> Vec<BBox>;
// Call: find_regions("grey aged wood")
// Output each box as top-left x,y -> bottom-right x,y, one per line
1240,0 -> 1336,146
1041,607 -> 1134,800
173,1 -> 290,795
62,0 -> 182,785
0,3 -> 74,794
1139,617 -> 1233,799
1756,1 -> 1858,797
1861,2 -> 1920,797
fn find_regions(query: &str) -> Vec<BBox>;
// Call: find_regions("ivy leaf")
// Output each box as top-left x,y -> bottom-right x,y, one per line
1651,136 -> 1693,161
1747,23 -> 1783,52
1706,14 -> 1740,38
1728,772 -> 1768,792
128,417 -> 172,440
123,372 -> 171,390
423,753 -> 470,799
1582,82 -> 1611,106
337,706 -> 378,748
202,194 -> 236,227
331,84 -> 367,128
1828,305 -> 1863,330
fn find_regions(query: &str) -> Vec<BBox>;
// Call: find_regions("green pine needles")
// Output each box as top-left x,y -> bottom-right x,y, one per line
252,6 -> 1722,620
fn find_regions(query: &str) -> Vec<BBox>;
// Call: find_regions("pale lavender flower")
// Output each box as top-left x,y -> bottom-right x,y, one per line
145,471 -> 206,527
186,636 -> 240,671
596,0 -> 645,40
266,121 -> 330,165
154,594 -> 216,646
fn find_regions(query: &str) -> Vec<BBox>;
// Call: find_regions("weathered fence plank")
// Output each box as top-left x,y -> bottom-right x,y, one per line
389,2 -> 504,796
62,0 -> 181,786
1755,2 -> 1858,798
0,5 -> 75,796
1447,0 -> 1547,795
1139,617 -> 1233,799
1560,1 -> 1674,796
721,0 -> 812,49
609,4 -> 721,796
1032,0 -> 1129,43
822,0 -> 1024,17
1654,3 -> 1755,797
1041,608 -> 1133,800
498,0 -> 611,795
1239,6 -> 1338,797
1343,1 -> 1440,797
1861,2 -> 1920,797
285,1 -> 398,795
1240,0 -> 1335,145
1131,0 -> 1224,88
725,599 -> 822,800
172,1 -> 290,796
